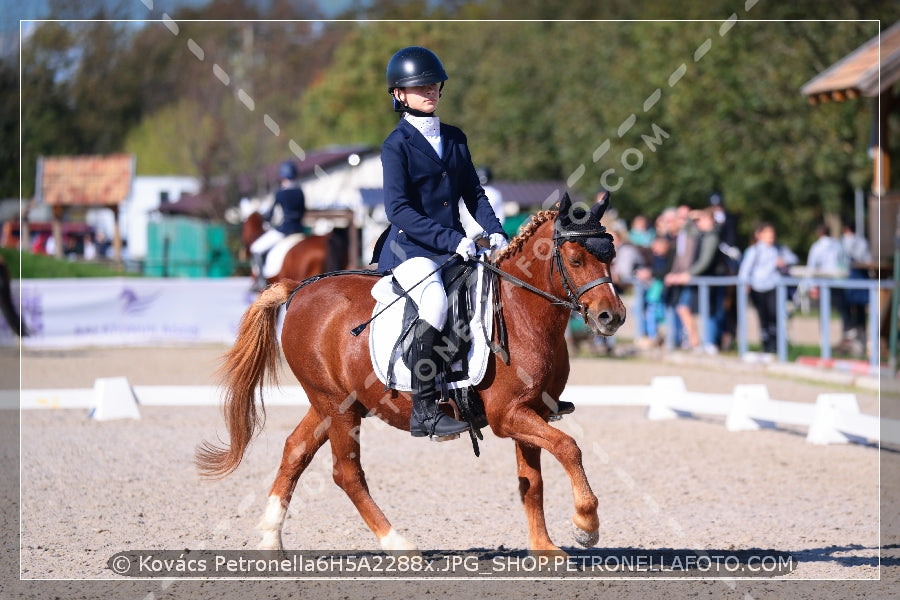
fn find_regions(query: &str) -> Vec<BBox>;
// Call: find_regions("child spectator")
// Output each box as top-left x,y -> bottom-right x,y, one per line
738,222 -> 798,354
634,235 -> 671,349
628,214 -> 654,247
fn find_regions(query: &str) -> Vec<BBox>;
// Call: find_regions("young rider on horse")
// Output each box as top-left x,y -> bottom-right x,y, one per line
250,161 -> 307,291
374,46 -> 509,441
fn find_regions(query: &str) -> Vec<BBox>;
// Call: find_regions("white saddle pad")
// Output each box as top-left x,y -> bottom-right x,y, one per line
263,233 -> 305,278
368,263 -> 493,392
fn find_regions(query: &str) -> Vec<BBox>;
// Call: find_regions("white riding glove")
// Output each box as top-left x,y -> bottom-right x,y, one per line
489,233 -> 509,252
455,237 -> 478,261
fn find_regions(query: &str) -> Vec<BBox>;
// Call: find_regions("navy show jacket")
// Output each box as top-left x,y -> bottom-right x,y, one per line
267,186 -> 306,236
375,118 -> 505,272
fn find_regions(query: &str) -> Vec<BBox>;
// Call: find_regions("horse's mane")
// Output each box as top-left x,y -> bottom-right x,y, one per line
495,209 -> 556,265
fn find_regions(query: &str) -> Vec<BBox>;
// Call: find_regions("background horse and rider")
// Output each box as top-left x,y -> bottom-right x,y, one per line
240,210 -> 350,288
198,191 -> 627,553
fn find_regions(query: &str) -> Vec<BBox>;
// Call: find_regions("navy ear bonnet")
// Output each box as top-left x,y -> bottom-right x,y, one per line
554,190 -> 616,263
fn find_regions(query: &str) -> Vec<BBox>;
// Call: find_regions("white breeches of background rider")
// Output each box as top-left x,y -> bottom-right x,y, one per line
250,229 -> 286,255
391,256 -> 448,330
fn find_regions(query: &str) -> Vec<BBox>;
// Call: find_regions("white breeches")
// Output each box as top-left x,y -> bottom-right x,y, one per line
391,256 -> 448,330
250,229 -> 285,255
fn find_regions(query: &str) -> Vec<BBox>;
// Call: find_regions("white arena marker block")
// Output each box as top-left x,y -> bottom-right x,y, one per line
726,384 -> 771,432
806,393 -> 859,445
645,376 -> 686,420
89,377 -> 140,421
883,418 -> 900,447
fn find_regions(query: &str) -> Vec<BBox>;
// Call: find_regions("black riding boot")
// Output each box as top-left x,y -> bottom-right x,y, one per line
250,253 -> 268,292
409,320 -> 469,440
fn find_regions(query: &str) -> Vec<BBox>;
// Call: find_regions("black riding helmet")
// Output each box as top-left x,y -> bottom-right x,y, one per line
386,46 -> 447,113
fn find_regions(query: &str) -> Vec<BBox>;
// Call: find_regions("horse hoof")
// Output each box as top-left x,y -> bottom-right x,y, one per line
572,523 -> 599,548
258,531 -> 284,551
379,528 -> 420,554
529,547 -> 568,558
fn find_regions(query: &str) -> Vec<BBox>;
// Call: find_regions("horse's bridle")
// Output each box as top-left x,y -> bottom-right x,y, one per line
550,219 -> 615,322
480,217 -> 614,321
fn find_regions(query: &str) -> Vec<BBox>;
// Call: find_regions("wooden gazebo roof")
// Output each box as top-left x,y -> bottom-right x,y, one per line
35,154 -> 134,261
801,20 -> 900,104
38,154 -> 135,207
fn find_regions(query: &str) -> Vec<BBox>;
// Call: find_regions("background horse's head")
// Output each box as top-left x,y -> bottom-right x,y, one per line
241,212 -> 266,251
554,191 -> 626,336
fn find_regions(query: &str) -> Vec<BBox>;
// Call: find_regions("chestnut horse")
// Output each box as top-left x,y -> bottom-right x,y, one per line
198,192 -> 625,553
241,212 -> 337,285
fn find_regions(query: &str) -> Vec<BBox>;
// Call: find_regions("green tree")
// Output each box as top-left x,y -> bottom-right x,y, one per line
0,58 -> 16,196
19,22 -> 82,198
120,0 -> 338,197
596,20 -> 876,250
12,0 -> 899,259
18,15 -> 145,197
290,21 -> 454,150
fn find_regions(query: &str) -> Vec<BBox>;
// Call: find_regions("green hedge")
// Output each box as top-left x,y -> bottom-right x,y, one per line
0,248 -> 139,279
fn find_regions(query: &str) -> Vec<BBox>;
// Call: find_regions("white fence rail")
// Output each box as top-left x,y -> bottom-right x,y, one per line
630,275 -> 887,372
638,376 -> 886,446
12,376 -> 895,448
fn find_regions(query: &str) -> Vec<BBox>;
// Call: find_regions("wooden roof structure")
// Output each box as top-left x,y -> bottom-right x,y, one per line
801,20 -> 900,104
801,22 -> 900,369
157,187 -> 227,220
34,154 -> 135,261
801,21 -> 900,201
37,154 -> 135,207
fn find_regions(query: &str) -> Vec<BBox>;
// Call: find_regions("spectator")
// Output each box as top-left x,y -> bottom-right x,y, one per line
738,222 -> 798,354
841,223 -> 872,266
709,191 -> 739,260
655,207 -> 677,242
709,191 -> 741,350
709,192 -> 741,351
804,223 -> 846,349
63,234 -> 80,260
592,224 -> 645,356
609,225 -> 645,290
839,223 -> 873,356
94,230 -> 112,259
633,235 -> 671,349
663,205 -> 700,349
664,208 -> 722,353
83,233 -> 97,260
806,223 -> 845,277
33,232 -> 51,255
628,214 -> 654,247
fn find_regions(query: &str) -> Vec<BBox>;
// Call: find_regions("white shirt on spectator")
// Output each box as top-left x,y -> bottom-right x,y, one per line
807,234 -> 845,277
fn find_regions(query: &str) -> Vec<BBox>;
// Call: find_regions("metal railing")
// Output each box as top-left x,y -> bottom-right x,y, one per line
629,275 -> 888,372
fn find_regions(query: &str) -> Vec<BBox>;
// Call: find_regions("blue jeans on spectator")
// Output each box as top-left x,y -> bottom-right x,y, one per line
705,285 -> 726,347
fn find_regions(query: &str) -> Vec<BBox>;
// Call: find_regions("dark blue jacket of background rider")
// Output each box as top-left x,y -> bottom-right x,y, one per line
266,186 -> 306,236
375,119 -> 505,273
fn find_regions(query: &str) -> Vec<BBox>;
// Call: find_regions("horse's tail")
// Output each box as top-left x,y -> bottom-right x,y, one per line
195,282 -> 293,479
